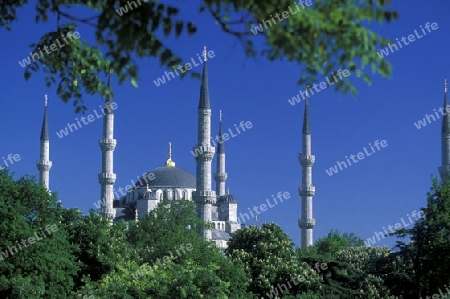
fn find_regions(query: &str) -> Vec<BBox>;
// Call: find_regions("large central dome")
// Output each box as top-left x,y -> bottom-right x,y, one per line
136,166 -> 196,189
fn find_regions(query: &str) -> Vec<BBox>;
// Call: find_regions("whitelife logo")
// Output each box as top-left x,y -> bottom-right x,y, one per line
153,49 -> 216,87
55,102 -> 118,139
325,140 -> 388,176
287,69 -> 350,106
376,22 -> 438,58
250,0 -> 313,35
18,31 -> 81,68
191,121 -> 253,158
364,210 -> 424,246
0,153 -> 21,170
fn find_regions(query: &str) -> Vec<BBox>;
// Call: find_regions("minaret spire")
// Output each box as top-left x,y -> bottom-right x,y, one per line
198,46 -> 210,109
215,110 -> 228,197
439,79 -> 450,181
37,94 -> 52,190
165,142 -> 176,167
299,93 -> 316,247
98,73 -> 117,220
193,46 -> 216,239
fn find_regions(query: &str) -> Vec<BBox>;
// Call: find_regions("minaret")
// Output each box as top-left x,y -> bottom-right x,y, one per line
214,110 -> 228,198
193,46 -> 216,239
37,94 -> 52,190
98,74 -> 116,220
439,79 -> 450,181
298,94 -> 316,247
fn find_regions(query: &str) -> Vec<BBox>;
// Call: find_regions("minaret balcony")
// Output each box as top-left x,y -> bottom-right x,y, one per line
99,139 -> 117,151
98,207 -> 116,219
98,173 -> 117,185
195,190 -> 216,204
299,186 -> 315,197
193,145 -> 215,160
214,173 -> 228,181
298,218 -> 316,229
36,160 -> 52,171
299,154 -> 315,167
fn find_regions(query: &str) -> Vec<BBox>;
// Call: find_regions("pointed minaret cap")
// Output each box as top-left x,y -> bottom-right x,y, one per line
164,142 -> 176,167
442,79 -> 450,134
302,90 -> 311,135
40,94 -> 49,141
198,46 -> 210,109
217,110 -> 225,154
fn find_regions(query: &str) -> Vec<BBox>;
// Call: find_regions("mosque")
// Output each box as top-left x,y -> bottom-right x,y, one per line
36,48 -> 243,248
40,45 -> 416,248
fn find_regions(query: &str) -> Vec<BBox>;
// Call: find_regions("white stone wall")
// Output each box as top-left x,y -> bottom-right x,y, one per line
214,239 -> 228,249
137,198 -> 160,218
228,203 -> 237,222
227,222 -> 241,234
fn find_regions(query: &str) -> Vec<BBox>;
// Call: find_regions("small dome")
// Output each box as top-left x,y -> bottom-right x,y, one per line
218,194 -> 237,203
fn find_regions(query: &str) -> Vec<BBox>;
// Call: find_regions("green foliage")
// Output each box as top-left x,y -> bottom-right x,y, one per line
78,199 -> 249,298
77,258 -> 244,299
335,246 -> 396,298
64,209 -> 136,290
1,0 -> 397,112
226,223 -> 323,297
297,230 -> 374,298
314,229 -> 365,258
127,199 -> 209,264
8,169 -> 448,298
0,170 -> 77,298
391,177 -> 450,298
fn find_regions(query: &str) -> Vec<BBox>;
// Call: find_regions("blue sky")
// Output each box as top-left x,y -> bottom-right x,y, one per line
0,1 -> 448,247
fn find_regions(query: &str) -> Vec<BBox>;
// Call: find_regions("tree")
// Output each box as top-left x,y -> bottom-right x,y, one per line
126,199 -> 210,264
76,258 -> 250,299
226,223 -> 323,298
121,200 -> 250,298
391,177 -> 450,298
2,0 -> 398,112
334,246 -> 396,299
296,230 -> 371,298
0,170 -> 78,298
314,230 -> 365,259
63,210 -> 136,291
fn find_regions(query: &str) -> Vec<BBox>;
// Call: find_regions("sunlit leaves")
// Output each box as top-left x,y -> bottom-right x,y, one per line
6,0 -> 398,112
227,223 -> 323,297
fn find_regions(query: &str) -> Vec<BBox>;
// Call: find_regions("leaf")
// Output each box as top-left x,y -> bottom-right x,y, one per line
131,77 -> 138,88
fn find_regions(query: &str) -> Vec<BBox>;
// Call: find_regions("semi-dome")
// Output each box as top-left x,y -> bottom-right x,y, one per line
218,193 -> 237,203
136,166 -> 196,189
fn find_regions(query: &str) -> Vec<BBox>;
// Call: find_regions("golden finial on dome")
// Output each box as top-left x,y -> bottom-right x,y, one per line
165,142 -> 176,167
